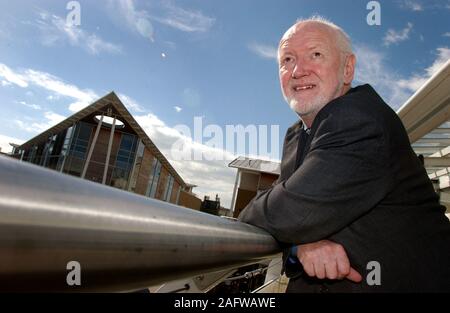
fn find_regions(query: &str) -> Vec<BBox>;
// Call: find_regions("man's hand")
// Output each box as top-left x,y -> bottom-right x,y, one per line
297,240 -> 362,282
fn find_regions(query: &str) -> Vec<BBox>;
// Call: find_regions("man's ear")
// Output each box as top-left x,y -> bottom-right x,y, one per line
343,54 -> 356,85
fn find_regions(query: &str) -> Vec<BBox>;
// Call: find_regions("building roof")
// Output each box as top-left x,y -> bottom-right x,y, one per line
18,91 -> 187,188
396,59 -> 450,190
228,156 -> 280,175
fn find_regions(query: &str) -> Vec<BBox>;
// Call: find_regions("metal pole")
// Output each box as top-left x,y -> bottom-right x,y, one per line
82,115 -> 103,179
102,116 -> 116,185
0,156 -> 280,292
230,170 -> 240,216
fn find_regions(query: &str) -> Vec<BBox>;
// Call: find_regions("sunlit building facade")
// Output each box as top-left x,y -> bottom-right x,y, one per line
12,92 -> 200,208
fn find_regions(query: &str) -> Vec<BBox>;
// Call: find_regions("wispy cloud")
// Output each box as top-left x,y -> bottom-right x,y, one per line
153,1 -> 215,33
443,32 -> 450,37
24,69 -> 98,112
0,64 -> 28,87
248,42 -> 278,60
383,22 -> 413,46
174,106 -> 182,112
15,111 -> 65,133
18,101 -> 41,110
115,0 -> 155,42
397,47 -> 450,92
0,63 -> 98,112
0,63 -> 147,116
35,11 -> 122,55
400,0 -> 424,11
354,44 -> 410,109
113,0 -> 214,43
117,93 -> 145,112
354,44 -> 450,109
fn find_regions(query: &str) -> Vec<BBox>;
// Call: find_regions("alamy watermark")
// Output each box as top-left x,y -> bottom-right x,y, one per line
170,117 -> 280,167
66,1 -> 81,27
366,260 -> 381,286
66,260 -> 81,286
366,1 -> 381,26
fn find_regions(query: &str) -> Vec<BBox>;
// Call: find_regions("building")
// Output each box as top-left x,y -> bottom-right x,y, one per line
228,157 -> 280,218
10,91 -> 201,209
200,194 -> 221,216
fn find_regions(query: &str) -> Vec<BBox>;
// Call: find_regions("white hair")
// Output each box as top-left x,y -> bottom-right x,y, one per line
288,15 -> 353,54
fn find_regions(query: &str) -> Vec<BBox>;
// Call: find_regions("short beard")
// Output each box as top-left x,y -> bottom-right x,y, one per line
287,78 -> 344,117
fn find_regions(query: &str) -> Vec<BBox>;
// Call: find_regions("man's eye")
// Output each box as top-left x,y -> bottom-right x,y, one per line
312,52 -> 322,58
283,56 -> 293,64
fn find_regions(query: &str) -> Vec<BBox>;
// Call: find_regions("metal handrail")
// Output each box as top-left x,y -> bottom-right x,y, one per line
0,155 -> 280,292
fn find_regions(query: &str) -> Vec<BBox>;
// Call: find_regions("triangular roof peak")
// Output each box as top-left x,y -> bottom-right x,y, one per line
19,92 -> 187,187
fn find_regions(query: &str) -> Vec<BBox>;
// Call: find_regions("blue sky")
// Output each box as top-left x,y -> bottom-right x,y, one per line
0,0 -> 449,207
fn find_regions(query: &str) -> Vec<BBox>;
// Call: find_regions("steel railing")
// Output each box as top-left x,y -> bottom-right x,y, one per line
0,155 -> 280,292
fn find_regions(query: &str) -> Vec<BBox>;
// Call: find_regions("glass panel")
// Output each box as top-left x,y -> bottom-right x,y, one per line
128,140 -> 145,192
146,159 -> 161,198
164,175 -> 174,201
150,162 -> 162,198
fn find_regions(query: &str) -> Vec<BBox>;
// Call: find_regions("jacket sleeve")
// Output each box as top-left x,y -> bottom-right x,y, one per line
238,102 -> 392,244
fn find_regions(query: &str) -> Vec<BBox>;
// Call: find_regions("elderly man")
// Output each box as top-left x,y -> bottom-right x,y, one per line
238,17 -> 450,292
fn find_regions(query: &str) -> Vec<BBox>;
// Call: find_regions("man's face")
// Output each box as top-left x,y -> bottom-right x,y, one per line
278,23 -> 348,120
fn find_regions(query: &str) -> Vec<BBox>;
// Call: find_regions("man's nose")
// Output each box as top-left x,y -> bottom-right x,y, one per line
292,62 -> 308,79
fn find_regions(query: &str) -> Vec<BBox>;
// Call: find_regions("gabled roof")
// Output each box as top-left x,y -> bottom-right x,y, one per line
18,91 -> 187,187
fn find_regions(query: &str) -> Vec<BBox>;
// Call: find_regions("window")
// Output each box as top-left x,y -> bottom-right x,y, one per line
128,140 -> 145,192
163,175 -> 174,201
110,133 -> 137,190
64,122 -> 93,176
146,158 -> 161,198
69,122 -> 93,159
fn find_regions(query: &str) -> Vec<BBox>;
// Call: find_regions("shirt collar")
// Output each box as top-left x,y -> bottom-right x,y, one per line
302,122 -> 311,134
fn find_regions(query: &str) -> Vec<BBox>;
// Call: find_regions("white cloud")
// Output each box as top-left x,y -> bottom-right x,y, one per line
443,32 -> 450,37
115,0 -> 155,42
354,44 -> 409,108
84,34 -> 123,55
24,69 -> 98,112
0,64 -> 28,87
397,47 -> 450,92
174,106 -> 182,112
1,80 -> 12,86
0,134 -> 24,154
0,63 -> 98,112
154,2 -> 215,33
354,44 -> 450,109
401,0 -> 424,11
15,111 -> 65,133
36,11 -> 122,55
383,22 -> 413,46
117,93 -> 145,113
248,42 -> 278,60
18,101 -> 41,110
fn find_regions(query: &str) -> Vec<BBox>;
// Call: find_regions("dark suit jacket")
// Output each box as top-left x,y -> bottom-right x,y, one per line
238,84 -> 450,292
